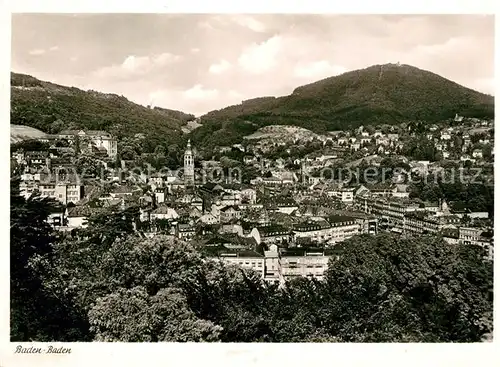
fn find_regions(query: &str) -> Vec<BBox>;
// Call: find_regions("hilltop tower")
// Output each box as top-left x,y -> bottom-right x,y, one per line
184,139 -> 195,186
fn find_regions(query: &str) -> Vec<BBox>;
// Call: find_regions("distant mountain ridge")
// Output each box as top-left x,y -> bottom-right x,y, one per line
191,63 -> 494,148
10,72 -> 195,150
11,65 -> 494,152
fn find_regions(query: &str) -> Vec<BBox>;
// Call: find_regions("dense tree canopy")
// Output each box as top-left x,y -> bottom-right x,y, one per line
323,234 -> 492,342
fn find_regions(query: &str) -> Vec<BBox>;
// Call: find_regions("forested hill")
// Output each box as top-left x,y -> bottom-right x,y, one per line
191,63 -> 494,147
10,72 -> 195,151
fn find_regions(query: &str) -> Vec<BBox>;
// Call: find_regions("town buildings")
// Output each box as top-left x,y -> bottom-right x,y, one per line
58,130 -> 118,158
11,116 -> 494,284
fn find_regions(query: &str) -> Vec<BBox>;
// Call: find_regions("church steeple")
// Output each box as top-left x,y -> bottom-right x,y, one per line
184,139 -> 195,186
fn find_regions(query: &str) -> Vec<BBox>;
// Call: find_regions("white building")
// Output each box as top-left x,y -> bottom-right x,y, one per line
150,206 -> 179,221
472,149 -> 483,159
38,181 -> 84,205
219,251 -> 265,278
241,188 -> 257,204
198,213 -> 218,225
58,130 -> 118,158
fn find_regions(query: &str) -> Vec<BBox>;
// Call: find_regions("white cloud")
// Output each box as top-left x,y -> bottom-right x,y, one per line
294,61 -> 347,79
209,59 -> 231,74
70,56 -> 78,62
183,84 -> 218,100
29,49 -> 45,56
197,21 -> 214,30
238,35 -> 283,74
92,52 -> 181,79
191,48 -> 200,53
49,45 -> 59,51
153,53 -> 182,65
231,16 -> 266,32
121,55 -> 151,72
202,15 -> 266,32
145,86 -> 220,116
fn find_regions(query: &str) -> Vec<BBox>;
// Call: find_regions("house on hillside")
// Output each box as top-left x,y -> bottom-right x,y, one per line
392,184 -> 409,199
198,213 -> 218,225
110,185 -> 141,199
249,225 -> 291,245
65,206 -> 105,229
150,206 -> 179,221
472,149 -> 483,159
220,205 -> 241,223
176,223 -> 195,240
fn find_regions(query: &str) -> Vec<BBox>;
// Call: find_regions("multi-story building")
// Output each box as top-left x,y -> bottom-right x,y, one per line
403,212 -> 461,236
24,151 -> 50,170
325,215 -> 361,242
57,130 -> 118,158
357,196 -> 418,230
279,247 -> 340,282
89,131 -> 118,158
280,248 -> 330,281
472,149 -> 483,159
403,212 -> 440,235
198,213 -> 218,225
459,227 -> 483,243
249,225 -> 291,245
220,205 -> 241,223
219,250 -> 265,278
443,227 -> 493,261
207,243 -> 339,285
176,223 -> 195,240
293,219 -> 332,243
37,181 -> 84,205
241,188 -> 257,204
149,175 -> 164,190
292,216 -> 361,245
345,213 -> 378,235
150,206 -> 179,221
264,245 -> 282,284
154,188 -> 166,204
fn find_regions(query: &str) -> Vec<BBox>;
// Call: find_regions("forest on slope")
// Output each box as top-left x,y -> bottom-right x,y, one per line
191,63 -> 494,147
10,72 -> 195,152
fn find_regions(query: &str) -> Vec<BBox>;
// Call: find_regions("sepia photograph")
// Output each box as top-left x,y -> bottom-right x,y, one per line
9,12 -> 494,346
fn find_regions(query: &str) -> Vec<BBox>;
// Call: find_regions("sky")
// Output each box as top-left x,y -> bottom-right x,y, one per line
11,14 -> 495,116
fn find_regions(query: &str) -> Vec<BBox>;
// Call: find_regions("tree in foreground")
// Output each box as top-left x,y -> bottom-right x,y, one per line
10,179 -> 89,341
88,286 -> 222,342
322,233 -> 493,342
